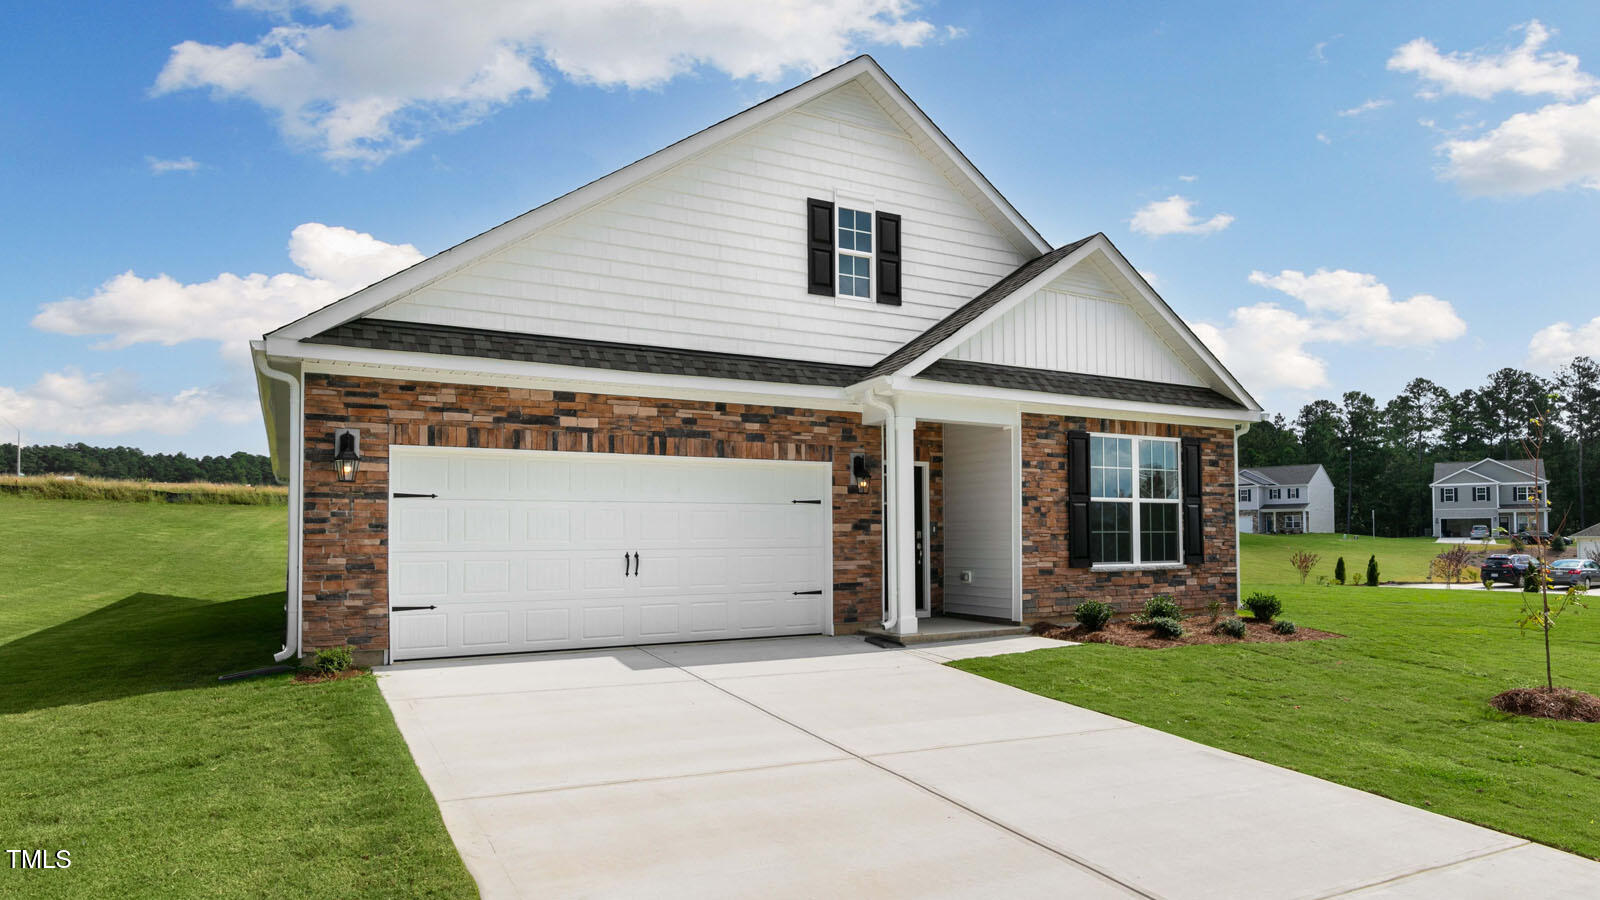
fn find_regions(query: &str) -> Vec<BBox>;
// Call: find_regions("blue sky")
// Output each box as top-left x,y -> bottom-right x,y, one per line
3,1 -> 1598,456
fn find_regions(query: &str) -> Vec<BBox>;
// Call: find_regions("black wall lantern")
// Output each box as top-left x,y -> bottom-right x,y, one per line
333,428 -> 361,482
850,452 -> 870,494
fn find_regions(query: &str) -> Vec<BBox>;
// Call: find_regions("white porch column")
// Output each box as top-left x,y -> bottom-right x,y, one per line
887,413 -> 919,636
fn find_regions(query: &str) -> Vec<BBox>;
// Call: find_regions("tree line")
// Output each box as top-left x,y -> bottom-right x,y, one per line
0,442 -> 276,485
1240,357 -> 1600,537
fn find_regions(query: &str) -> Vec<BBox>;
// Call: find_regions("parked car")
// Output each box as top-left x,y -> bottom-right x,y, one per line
1514,529 -> 1554,544
1469,524 -> 1490,540
1546,558 -> 1600,589
1481,554 -> 1542,587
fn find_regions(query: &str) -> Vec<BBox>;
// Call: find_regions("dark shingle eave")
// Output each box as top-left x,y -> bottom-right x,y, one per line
914,359 -> 1248,412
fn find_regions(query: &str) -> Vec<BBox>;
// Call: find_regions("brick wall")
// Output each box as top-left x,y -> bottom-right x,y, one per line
1020,413 -> 1237,620
301,374 -> 884,655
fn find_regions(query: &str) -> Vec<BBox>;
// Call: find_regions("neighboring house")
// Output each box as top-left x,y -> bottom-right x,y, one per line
1572,523 -> 1600,559
251,57 -> 1262,664
1430,459 -> 1549,538
1236,464 -> 1334,534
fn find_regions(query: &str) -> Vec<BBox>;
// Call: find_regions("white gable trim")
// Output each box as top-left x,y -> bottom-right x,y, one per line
268,56 -> 1049,343
891,235 -> 1259,411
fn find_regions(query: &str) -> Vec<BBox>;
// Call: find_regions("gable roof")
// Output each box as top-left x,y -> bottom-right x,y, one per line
1241,464 -> 1324,485
267,56 -> 1050,343
1432,458 -> 1545,484
1571,522 -> 1600,539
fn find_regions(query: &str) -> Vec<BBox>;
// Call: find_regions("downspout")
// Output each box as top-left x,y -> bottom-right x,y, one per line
1234,421 -> 1251,610
860,389 -> 899,630
254,353 -> 303,663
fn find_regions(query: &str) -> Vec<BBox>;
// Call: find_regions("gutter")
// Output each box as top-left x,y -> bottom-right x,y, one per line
252,348 -> 304,663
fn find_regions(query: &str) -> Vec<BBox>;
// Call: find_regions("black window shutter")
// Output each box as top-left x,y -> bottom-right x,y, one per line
1182,437 -> 1204,562
1067,429 -> 1091,567
876,211 -> 901,305
807,199 -> 835,296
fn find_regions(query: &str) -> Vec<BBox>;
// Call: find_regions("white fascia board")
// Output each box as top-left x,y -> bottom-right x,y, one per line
1090,240 -> 1261,412
1429,468 -> 1498,486
268,339 -> 860,410
269,57 -> 1045,343
894,240 -> 1102,379
893,376 -> 1261,427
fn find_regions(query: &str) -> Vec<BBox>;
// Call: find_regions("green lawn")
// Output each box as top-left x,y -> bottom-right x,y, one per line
1240,532 -> 1508,584
956,559 -> 1600,859
0,496 -> 473,899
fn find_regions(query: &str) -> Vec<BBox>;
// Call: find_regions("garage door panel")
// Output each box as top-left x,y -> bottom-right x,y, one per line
389,448 -> 829,660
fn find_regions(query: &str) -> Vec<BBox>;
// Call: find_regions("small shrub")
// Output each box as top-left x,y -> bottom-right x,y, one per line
1243,591 -> 1282,623
1272,620 -> 1298,635
312,646 -> 355,675
1073,600 -> 1114,632
1334,557 -> 1346,585
1213,617 -> 1247,639
1550,536 -> 1567,553
1142,594 -> 1183,621
1289,550 -> 1320,584
1204,597 -> 1223,622
1148,616 -> 1185,639
1523,571 -> 1542,593
1365,555 -> 1380,586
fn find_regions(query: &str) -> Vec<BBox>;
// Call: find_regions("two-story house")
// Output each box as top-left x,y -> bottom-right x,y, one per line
1237,464 -> 1335,534
251,57 -> 1262,665
1431,459 -> 1549,538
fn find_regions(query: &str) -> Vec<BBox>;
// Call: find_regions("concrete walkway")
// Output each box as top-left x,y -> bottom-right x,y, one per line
377,635 -> 1599,899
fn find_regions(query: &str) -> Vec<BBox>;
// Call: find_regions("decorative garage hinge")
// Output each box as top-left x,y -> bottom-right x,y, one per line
791,590 -> 823,596
392,492 -> 438,499
791,499 -> 822,504
392,605 -> 437,612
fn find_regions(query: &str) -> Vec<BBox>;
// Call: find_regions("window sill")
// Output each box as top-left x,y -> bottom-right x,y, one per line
1091,563 -> 1187,572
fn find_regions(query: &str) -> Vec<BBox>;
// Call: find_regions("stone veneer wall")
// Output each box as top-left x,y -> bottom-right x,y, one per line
1020,413 -> 1237,620
301,374 -> 884,655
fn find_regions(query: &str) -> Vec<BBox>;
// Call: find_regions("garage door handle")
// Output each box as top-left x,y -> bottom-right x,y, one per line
633,552 -> 640,575
393,605 -> 437,612
792,590 -> 822,596
623,553 -> 631,577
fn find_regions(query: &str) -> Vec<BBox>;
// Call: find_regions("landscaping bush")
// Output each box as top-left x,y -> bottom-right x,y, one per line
1147,616 -> 1185,639
1523,571 -> 1543,593
1213,617 -> 1247,639
1334,556 -> 1346,585
1243,591 -> 1282,623
1141,595 -> 1183,621
1550,536 -> 1567,553
1073,600 -> 1114,632
1365,555 -> 1380,586
1272,620 -> 1298,635
311,646 -> 355,676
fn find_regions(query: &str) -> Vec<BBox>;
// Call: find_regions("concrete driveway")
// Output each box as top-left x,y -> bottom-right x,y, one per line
378,636 -> 1599,899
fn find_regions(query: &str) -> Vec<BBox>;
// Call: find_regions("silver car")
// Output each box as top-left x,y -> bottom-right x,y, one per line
1546,558 -> 1600,588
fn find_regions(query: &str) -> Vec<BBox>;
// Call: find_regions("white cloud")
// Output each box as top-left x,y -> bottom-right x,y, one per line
0,369 -> 253,437
1439,95 -> 1600,194
1311,35 -> 1342,64
1136,269 -> 1159,288
1527,315 -> 1600,369
146,155 -> 200,174
1337,98 -> 1391,117
31,223 -> 422,354
153,0 -> 942,163
1129,195 -> 1234,237
1389,21 -> 1596,101
1177,174 -> 1198,182
1196,269 -> 1467,394
1316,132 -> 1331,144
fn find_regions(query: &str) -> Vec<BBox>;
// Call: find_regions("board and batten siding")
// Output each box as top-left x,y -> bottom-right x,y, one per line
947,263 -> 1205,386
940,424 -> 1016,620
375,81 -> 1030,367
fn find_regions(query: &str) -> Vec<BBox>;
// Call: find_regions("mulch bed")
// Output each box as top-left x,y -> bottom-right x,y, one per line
1032,618 -> 1341,650
1489,687 -> 1600,723
291,667 -> 370,685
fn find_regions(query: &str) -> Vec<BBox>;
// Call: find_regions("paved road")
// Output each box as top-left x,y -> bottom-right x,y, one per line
378,635 -> 1599,899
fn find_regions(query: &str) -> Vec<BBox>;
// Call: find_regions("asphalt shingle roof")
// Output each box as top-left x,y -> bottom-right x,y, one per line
305,319 -> 869,387
915,359 -> 1247,410
1432,459 -> 1545,482
1571,522 -> 1600,539
1241,464 -> 1324,485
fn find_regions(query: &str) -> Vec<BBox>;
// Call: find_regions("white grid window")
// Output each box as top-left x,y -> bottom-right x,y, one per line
1239,488 -> 1251,502
1473,486 -> 1490,502
1440,487 -> 1458,502
1268,488 -> 1282,500
1089,435 -> 1181,565
837,208 -> 872,298
1513,486 -> 1532,502
1287,487 -> 1301,499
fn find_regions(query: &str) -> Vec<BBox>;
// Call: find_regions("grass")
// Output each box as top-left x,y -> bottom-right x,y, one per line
0,495 -> 472,898
0,475 -> 286,505
957,551 -> 1600,860
1241,532 -> 1509,584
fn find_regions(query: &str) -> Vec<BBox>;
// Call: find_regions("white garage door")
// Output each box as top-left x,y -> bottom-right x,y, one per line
387,447 -> 831,660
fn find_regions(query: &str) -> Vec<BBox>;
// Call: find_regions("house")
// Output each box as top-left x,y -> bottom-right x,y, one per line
1236,464 -> 1334,534
250,57 -> 1262,664
1430,458 -> 1549,538
1571,523 -> 1600,559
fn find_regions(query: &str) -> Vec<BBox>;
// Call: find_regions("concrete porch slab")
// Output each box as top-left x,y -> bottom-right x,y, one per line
862,615 -> 1029,645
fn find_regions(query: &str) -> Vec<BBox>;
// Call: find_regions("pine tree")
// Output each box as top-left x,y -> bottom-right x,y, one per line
1334,557 -> 1346,585
1365,555 -> 1380,587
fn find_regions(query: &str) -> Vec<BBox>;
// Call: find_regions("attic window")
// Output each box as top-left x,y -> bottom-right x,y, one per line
837,208 -> 873,299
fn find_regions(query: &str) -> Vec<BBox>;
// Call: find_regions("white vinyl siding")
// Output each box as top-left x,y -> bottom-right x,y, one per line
376,81 -> 1027,367
946,263 -> 1205,386
941,425 -> 1015,619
